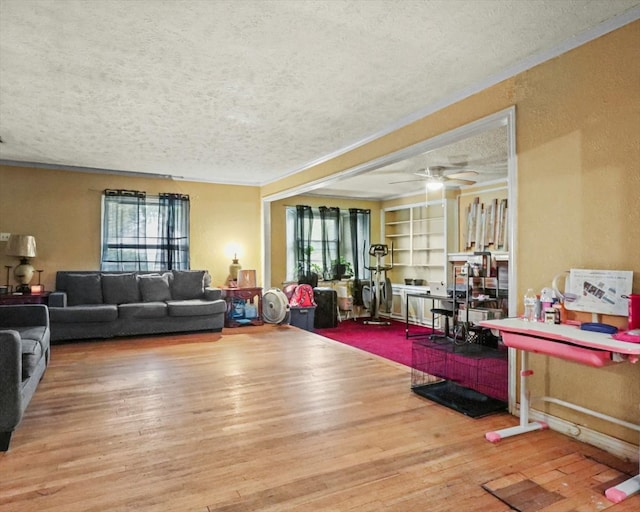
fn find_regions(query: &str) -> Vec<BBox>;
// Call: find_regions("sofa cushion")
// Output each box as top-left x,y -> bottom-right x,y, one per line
102,273 -> 140,304
21,338 -> 43,379
118,302 -> 168,319
166,299 -> 226,317
49,305 -> 118,323
66,273 -> 103,306
138,273 -> 172,302
171,270 -> 205,300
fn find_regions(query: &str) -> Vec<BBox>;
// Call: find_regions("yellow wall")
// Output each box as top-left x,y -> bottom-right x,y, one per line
268,195 -> 381,288
264,22 -> 640,444
0,165 -> 262,289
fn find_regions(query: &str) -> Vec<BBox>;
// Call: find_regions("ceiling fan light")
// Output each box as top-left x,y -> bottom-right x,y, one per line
427,181 -> 444,191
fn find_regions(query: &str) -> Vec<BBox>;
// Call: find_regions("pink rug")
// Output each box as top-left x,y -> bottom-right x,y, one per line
315,319 -> 508,404
315,319 -> 434,367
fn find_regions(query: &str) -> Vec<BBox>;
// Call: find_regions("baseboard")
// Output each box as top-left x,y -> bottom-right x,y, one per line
516,406 -> 639,463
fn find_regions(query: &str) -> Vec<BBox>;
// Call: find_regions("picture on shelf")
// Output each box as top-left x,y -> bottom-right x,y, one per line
465,197 -> 508,251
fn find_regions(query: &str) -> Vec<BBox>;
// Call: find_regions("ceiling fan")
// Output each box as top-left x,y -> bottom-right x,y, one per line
390,165 -> 478,187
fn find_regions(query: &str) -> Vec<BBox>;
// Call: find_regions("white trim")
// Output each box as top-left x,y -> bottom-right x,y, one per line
383,199 -> 444,212
457,182 -> 508,198
264,7 -> 640,187
262,107 -> 518,299
522,406 -> 640,463
0,159 -> 177,181
262,200 -> 270,289
263,107 -> 514,203
505,105 -> 518,412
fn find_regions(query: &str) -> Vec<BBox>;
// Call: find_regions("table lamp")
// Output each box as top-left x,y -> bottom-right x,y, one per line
229,253 -> 241,284
6,234 -> 37,293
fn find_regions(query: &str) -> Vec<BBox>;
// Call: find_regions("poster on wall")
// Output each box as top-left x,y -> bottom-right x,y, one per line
564,269 -> 633,316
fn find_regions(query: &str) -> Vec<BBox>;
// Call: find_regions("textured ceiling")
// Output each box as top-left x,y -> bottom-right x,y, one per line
312,123 -> 509,200
0,0 -> 639,193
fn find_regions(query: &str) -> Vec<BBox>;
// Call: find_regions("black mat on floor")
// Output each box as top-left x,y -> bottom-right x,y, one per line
412,380 -> 507,418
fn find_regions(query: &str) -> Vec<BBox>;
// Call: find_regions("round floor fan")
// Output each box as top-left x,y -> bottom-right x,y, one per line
262,288 -> 290,324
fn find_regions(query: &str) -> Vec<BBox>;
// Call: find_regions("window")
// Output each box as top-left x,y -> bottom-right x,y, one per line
101,189 -> 190,271
285,206 -> 370,282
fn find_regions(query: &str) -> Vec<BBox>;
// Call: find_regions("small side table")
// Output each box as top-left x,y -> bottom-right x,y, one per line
221,287 -> 263,327
0,292 -> 50,305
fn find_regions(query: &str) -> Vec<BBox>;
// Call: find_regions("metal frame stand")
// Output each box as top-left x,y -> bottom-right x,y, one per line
363,244 -> 392,326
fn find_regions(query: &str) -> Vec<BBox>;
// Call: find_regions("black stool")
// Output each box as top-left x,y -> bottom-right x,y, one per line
430,305 -> 454,339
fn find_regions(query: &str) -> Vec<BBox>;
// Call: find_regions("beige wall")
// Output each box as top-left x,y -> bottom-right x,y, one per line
264,22 -> 640,443
0,165 -> 262,289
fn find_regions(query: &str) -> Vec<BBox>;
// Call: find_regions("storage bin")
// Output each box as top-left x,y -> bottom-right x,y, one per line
313,287 -> 338,328
289,306 -> 316,332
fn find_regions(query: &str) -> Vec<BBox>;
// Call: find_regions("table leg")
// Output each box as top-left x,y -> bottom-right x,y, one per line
485,350 -> 548,442
605,475 -> 640,503
405,296 -> 409,338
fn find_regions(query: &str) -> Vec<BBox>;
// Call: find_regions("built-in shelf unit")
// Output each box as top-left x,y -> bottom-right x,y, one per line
382,199 -> 454,284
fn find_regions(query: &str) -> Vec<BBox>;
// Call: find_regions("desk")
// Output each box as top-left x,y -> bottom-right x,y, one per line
405,293 -> 456,340
221,287 -> 263,328
480,318 -> 640,504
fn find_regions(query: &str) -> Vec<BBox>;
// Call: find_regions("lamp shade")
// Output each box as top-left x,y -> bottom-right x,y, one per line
6,235 -> 37,258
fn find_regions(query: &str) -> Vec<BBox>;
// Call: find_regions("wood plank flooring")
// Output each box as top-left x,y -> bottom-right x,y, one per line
1,325 -> 638,511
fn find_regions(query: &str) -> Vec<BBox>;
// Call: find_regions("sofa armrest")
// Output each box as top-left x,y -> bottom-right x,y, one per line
0,330 -> 22,428
48,291 -> 67,308
0,304 -> 50,328
204,287 -> 222,301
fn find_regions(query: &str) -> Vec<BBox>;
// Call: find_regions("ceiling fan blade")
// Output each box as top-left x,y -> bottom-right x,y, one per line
389,178 -> 428,184
445,170 -> 478,180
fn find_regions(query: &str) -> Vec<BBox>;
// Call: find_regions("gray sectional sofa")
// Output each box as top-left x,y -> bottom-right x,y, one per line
0,304 -> 50,451
49,270 -> 226,342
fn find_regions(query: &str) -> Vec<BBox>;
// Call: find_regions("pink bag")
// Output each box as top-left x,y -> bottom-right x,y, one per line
289,284 -> 315,307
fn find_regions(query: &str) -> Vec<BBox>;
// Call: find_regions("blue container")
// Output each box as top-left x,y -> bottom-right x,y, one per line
289,306 -> 316,332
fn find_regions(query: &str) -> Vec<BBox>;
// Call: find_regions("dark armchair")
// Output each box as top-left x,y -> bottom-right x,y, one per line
0,304 -> 50,451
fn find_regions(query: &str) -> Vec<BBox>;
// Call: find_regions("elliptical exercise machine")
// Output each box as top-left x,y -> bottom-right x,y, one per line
362,244 -> 394,326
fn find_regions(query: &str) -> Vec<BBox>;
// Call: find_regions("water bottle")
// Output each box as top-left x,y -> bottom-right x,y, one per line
523,288 -> 537,321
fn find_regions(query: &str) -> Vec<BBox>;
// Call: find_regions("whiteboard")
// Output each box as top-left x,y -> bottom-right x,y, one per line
564,269 -> 633,316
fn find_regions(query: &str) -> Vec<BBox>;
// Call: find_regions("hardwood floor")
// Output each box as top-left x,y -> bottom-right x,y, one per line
1,325 -> 638,511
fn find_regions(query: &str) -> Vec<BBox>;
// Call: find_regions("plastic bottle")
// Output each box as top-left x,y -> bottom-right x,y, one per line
534,294 -> 542,321
523,288 -> 537,321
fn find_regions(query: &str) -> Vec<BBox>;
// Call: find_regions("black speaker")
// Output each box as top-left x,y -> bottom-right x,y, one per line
313,287 -> 338,328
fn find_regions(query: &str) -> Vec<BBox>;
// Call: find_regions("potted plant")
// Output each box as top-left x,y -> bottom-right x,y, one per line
331,257 -> 353,279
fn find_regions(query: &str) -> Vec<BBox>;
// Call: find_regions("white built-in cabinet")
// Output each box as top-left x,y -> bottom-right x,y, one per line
379,198 -> 455,329
382,199 -> 454,285
385,283 -> 440,326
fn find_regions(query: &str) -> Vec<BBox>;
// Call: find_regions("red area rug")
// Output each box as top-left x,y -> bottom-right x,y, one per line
315,319 -> 434,367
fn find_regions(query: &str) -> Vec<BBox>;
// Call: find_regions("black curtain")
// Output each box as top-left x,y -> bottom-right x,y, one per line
101,189 -> 190,271
156,193 -> 190,270
295,205 -> 314,281
319,206 -> 340,279
349,208 -> 371,305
